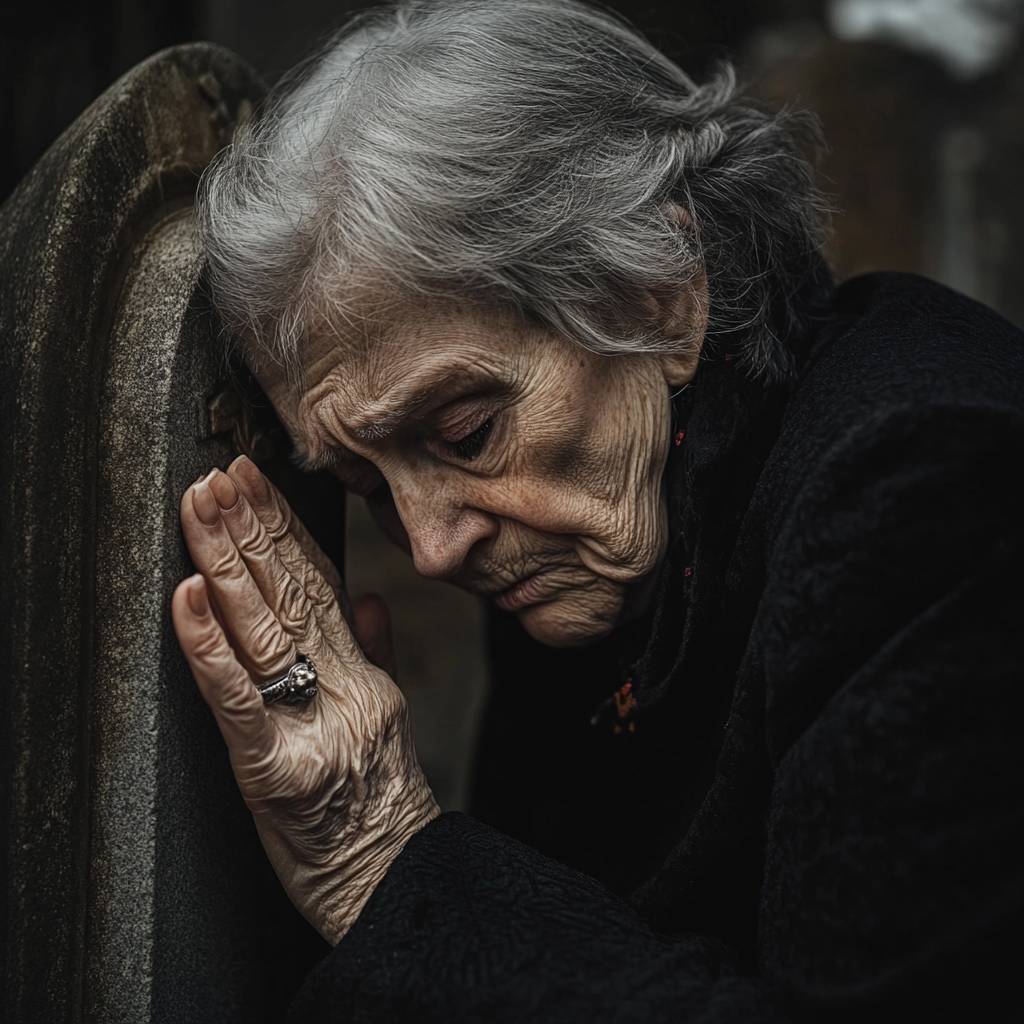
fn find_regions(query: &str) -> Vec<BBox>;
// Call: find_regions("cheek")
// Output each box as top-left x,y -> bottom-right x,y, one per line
509,388 -> 620,515
529,407 -> 590,480
498,403 -> 667,574
477,417 -> 590,534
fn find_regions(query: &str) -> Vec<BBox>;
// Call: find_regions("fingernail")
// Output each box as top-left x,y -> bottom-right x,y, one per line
195,472 -> 206,483
187,575 -> 208,616
232,454 -> 271,505
192,479 -> 220,525
208,468 -> 240,511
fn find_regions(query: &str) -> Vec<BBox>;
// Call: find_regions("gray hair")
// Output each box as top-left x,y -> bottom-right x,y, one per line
197,0 -> 831,382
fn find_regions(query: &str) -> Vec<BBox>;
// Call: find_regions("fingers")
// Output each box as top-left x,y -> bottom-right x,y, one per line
181,475 -> 299,681
228,455 -> 353,627
206,469 -> 330,640
172,573 -> 277,759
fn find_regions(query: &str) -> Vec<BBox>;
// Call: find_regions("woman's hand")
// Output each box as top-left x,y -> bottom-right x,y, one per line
171,455 -> 439,945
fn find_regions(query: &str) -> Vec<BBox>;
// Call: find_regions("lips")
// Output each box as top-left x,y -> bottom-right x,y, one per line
493,571 -> 557,612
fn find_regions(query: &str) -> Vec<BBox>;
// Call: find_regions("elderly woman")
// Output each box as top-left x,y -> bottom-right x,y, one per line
171,1 -> 1022,1020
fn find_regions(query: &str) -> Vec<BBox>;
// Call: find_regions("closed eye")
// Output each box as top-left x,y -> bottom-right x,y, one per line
444,417 -> 493,462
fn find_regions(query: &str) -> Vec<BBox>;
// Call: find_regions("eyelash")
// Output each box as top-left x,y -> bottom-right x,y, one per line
445,417 -> 494,461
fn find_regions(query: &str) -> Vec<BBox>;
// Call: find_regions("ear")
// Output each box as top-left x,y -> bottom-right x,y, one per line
649,270 -> 708,388
649,203 -> 708,387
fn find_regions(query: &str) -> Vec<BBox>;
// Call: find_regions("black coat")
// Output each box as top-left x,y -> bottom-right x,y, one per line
288,273 -> 1024,1023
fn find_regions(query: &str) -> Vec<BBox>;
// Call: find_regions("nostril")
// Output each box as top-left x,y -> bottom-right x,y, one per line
467,531 -> 497,561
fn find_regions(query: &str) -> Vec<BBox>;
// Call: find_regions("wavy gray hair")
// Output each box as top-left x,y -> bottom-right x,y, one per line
197,0 -> 830,382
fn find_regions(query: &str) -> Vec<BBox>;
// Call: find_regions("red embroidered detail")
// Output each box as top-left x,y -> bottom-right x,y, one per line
674,429 -> 685,446
724,354 -> 735,362
613,679 -> 637,720
684,566 -> 692,577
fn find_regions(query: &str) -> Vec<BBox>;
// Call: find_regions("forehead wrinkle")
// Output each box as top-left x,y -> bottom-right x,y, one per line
290,383 -> 361,468
298,301 -> 511,444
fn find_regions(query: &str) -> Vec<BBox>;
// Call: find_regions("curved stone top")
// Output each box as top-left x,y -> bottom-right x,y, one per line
0,45 -> 275,1023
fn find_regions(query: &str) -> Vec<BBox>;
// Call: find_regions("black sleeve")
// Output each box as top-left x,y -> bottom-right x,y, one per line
752,404 -> 1024,1021
286,812 -> 790,1024
760,541 -> 1024,1022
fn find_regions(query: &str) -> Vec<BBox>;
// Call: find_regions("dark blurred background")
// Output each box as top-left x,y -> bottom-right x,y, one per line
4,0 -> 1021,809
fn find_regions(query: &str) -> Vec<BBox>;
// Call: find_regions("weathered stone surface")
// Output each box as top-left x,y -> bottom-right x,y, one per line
1,44 -> 337,1023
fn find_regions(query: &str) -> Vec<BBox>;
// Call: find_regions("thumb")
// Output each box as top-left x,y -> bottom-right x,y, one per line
172,573 -> 278,761
351,592 -> 397,680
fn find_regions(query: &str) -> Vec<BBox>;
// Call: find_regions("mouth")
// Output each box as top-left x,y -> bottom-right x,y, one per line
493,570 -> 558,612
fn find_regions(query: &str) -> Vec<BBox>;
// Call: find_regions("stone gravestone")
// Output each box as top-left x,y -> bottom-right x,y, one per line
0,44 -> 342,1023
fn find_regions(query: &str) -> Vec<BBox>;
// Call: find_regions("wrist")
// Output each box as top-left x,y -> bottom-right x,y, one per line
316,790 -> 441,944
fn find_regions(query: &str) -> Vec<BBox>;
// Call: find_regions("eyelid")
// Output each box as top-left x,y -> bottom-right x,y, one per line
444,416 -> 494,462
432,399 -> 494,442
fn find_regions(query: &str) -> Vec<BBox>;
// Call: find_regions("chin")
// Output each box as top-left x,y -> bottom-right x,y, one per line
516,584 -> 624,648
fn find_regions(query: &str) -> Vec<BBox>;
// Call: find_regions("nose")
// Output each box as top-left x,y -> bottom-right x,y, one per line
394,485 -> 497,580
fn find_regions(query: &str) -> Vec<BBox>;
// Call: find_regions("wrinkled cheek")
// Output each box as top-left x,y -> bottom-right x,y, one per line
568,448 -> 668,576
617,467 -> 670,574
573,493 -> 666,584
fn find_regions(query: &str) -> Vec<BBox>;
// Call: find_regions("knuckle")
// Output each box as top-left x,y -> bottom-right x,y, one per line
265,502 -> 291,542
276,583 -> 314,635
266,522 -> 289,545
251,499 -> 289,541
266,516 -> 290,544
354,671 -> 407,727
377,686 -> 409,727
218,678 -> 261,719
205,546 -> 246,582
191,629 -> 227,665
304,570 -> 335,610
248,616 -> 291,667
236,525 -> 275,562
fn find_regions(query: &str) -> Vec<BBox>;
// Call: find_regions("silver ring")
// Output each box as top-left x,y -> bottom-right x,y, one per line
256,655 -> 318,705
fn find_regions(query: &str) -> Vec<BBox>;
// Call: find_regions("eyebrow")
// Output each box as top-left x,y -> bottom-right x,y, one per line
342,363 -> 490,440
289,388 -> 432,471
346,392 -> 436,440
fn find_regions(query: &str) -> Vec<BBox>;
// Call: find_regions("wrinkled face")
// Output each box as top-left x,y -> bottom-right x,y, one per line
259,300 -> 698,647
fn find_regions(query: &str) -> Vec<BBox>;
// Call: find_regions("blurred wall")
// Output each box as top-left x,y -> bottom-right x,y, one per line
0,1 -> 196,203
744,4 -> 1024,327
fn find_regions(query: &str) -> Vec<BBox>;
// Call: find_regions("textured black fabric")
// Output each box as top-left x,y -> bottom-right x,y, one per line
287,274 -> 1024,1022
